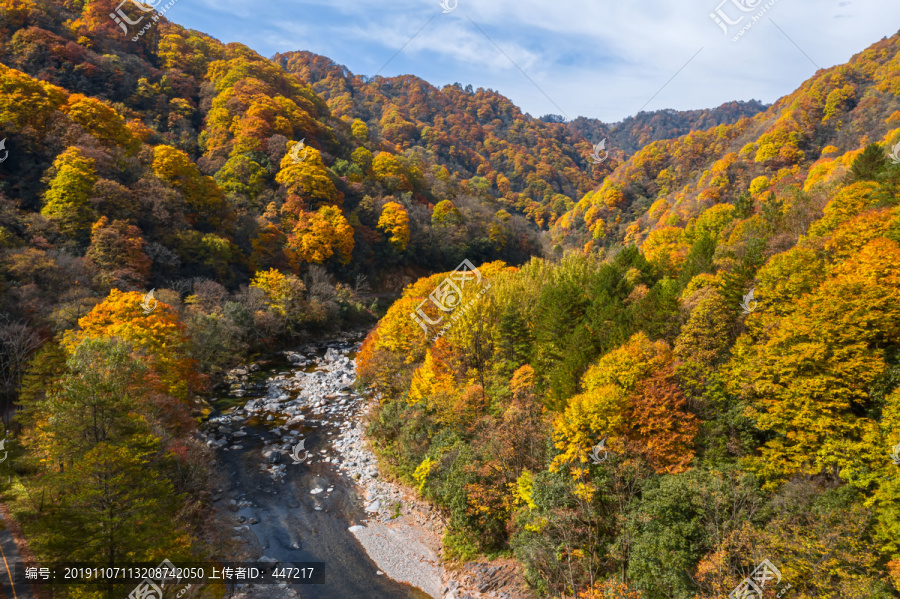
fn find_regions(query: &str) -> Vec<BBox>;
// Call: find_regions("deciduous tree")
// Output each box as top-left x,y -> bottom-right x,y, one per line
41,146 -> 97,239
288,206 -> 354,264
377,201 -> 410,251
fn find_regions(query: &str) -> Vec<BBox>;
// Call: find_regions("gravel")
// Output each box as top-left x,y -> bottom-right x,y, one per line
349,522 -> 442,599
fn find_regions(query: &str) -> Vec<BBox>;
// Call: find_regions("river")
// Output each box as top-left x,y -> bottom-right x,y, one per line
200,333 -> 434,599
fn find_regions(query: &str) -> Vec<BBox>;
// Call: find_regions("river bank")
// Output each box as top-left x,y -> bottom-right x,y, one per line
336,400 -> 536,599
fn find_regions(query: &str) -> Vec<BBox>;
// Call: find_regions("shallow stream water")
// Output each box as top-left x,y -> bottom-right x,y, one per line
203,339 -> 432,599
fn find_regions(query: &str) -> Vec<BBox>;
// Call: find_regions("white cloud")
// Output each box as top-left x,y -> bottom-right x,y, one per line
170,0 -> 900,121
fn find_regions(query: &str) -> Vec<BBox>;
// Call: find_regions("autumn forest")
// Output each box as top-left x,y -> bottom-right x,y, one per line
0,0 -> 900,597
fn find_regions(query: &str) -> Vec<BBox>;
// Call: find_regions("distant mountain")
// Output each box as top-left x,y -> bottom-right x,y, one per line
551,32 -> 900,252
563,100 -> 768,156
274,51 -> 766,229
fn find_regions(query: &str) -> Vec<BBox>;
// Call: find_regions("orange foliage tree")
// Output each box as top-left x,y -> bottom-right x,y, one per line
63,289 -> 205,400
553,333 -> 698,476
288,206 -> 354,265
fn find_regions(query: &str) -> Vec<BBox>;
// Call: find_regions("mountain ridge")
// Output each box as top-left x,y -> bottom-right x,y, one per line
550,30 -> 900,252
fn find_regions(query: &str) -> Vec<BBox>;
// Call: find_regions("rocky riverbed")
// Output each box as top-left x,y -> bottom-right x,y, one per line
199,333 -> 534,599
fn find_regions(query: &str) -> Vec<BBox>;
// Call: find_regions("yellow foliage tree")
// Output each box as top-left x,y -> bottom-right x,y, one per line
62,94 -> 139,153
249,268 -> 308,326
807,181 -> 882,238
276,144 -> 343,213
641,226 -> 689,273
730,237 -> 900,487
351,119 -> 369,141
41,146 -> 97,239
63,289 -> 204,400
351,146 -> 374,173
372,152 -> 411,191
377,201 -> 410,251
288,205 -> 354,264
152,145 -> 230,228
553,333 -> 696,474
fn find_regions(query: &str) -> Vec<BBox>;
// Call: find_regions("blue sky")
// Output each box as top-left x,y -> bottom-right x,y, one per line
166,0 -> 900,122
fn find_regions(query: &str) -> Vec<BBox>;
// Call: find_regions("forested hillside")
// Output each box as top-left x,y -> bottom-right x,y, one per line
552,34 -> 900,253
276,50 -> 765,229
1,0 -> 899,597
0,0 -> 763,338
0,0 -> 549,316
358,31 -> 900,599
